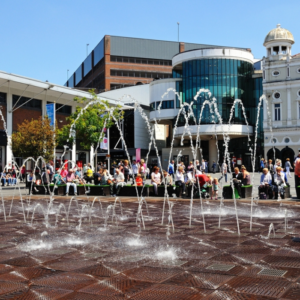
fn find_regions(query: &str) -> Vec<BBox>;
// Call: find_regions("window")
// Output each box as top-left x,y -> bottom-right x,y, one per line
13,95 -> 41,110
272,46 -> 279,55
272,71 -> 280,76
274,92 -> 281,99
297,68 -> 300,74
0,92 -> 6,104
274,103 -> 281,121
272,138 -> 277,144
282,46 -> 287,54
284,137 -> 290,143
110,69 -> 171,79
298,102 -> 300,119
110,56 -> 172,66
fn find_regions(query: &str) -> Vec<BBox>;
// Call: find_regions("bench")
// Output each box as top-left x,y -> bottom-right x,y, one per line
222,185 -> 253,199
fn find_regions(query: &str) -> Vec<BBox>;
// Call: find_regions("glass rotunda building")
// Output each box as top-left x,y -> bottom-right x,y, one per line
149,47 -> 263,171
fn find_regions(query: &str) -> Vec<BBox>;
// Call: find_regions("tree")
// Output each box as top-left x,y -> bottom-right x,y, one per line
11,116 -> 56,160
57,90 -> 123,151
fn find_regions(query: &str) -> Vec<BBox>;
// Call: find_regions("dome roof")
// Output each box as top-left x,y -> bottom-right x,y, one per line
264,24 -> 294,46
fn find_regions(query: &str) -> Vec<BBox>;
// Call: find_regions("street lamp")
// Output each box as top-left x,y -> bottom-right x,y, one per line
86,44 -> 89,57
177,22 -> 180,42
67,69 -> 69,81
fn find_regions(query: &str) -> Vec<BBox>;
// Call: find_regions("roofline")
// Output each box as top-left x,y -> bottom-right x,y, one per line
173,47 -> 251,59
0,70 -> 93,99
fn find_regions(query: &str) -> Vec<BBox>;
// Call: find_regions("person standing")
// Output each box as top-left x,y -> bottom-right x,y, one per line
285,158 -> 293,178
205,160 -> 208,173
21,165 -> 26,182
201,159 -> 206,173
222,161 -> 228,183
212,161 -> 216,174
232,167 -> 243,197
175,166 -> 186,195
168,160 -> 175,179
132,160 -> 139,182
260,158 -> 265,173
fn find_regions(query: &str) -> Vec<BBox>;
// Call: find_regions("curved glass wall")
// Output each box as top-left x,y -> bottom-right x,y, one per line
178,58 -> 253,125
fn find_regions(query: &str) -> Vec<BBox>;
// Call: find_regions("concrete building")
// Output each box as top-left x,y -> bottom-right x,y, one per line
262,24 -> 300,162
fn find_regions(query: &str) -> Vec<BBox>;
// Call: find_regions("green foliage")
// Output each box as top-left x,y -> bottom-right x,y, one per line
57,90 -> 123,150
11,116 -> 56,160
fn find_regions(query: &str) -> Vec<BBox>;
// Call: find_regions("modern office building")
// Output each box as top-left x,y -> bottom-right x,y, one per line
65,35 -> 239,92
262,24 -> 300,162
149,48 -> 264,170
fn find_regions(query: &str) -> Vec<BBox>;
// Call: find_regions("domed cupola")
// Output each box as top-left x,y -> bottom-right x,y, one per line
263,24 -> 294,60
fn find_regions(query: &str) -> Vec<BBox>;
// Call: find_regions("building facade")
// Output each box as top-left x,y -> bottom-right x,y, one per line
262,24 -> 300,162
65,35 -> 240,92
150,48 -> 264,171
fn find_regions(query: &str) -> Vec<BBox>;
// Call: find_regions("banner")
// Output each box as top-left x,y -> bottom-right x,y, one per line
46,103 -> 55,128
136,148 -> 141,161
100,128 -> 108,150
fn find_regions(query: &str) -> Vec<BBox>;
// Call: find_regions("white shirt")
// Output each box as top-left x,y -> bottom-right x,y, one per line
114,172 -> 124,182
175,171 -> 184,182
151,172 -> 161,183
132,164 -> 138,174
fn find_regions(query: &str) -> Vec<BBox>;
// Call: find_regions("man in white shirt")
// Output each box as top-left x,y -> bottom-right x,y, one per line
111,168 -> 124,196
132,160 -> 139,183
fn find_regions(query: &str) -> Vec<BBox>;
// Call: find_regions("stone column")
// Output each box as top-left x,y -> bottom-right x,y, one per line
6,91 -> 13,165
287,88 -> 292,126
209,138 -> 218,172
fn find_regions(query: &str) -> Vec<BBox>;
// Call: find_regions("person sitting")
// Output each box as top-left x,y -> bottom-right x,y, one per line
175,166 -> 186,195
151,166 -> 162,196
1,169 -> 8,186
187,161 -> 194,174
272,166 -> 286,199
134,173 -> 143,186
65,169 -> 77,196
268,159 -> 274,175
53,169 -> 65,186
259,168 -> 273,199
185,171 -> 196,187
85,167 -> 94,184
21,165 -> 26,182
123,160 -> 130,183
162,170 -> 173,186
211,178 -> 220,200
241,165 -> 251,185
94,169 -> 102,185
111,168 -> 125,197
75,167 -> 83,178
232,167 -> 243,197
60,166 -> 68,179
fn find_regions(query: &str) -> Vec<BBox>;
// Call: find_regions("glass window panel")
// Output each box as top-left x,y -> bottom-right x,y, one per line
94,38 -> 104,65
208,59 -> 213,75
204,60 -> 209,74
0,92 -> 6,104
75,65 -> 82,85
84,53 -> 92,77
222,59 -> 226,74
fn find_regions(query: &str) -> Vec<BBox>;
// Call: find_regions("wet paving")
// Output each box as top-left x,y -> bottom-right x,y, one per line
0,196 -> 300,299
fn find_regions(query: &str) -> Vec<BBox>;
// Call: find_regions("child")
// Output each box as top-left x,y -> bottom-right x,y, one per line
211,178 -> 219,200
135,173 -> 143,186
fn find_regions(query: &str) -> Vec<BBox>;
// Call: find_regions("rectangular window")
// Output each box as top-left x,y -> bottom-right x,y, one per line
299,103 -> 300,119
13,95 -> 42,110
0,92 -> 6,104
275,103 -> 281,121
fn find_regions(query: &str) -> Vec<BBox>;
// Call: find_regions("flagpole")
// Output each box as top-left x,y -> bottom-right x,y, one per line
53,102 -> 56,170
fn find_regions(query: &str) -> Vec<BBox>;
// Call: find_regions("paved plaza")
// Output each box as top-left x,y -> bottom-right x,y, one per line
0,177 -> 299,298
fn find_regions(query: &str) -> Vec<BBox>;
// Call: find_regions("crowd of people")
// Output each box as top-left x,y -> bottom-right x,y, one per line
2,153 -> 300,200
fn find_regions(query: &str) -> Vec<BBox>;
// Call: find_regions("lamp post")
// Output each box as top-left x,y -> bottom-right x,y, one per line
177,22 -> 180,42
86,44 -> 89,57
67,69 -> 69,81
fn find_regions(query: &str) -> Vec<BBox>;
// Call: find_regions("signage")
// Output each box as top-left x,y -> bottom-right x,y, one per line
136,148 -> 141,161
106,154 -> 111,158
46,103 -> 55,128
100,128 -> 108,150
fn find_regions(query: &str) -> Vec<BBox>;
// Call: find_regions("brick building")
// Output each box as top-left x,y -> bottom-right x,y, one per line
65,35 -> 229,91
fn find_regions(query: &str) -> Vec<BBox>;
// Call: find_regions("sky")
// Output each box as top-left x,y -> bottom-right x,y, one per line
1,0 -> 300,85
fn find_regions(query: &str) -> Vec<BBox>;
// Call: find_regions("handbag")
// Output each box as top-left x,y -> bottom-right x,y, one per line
259,192 -> 267,199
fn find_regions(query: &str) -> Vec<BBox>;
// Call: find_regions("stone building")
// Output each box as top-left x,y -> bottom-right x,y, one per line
262,24 -> 300,162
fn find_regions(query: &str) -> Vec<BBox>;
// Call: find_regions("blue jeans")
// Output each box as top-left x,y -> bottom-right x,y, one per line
224,173 -> 227,182
1,178 -> 12,186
